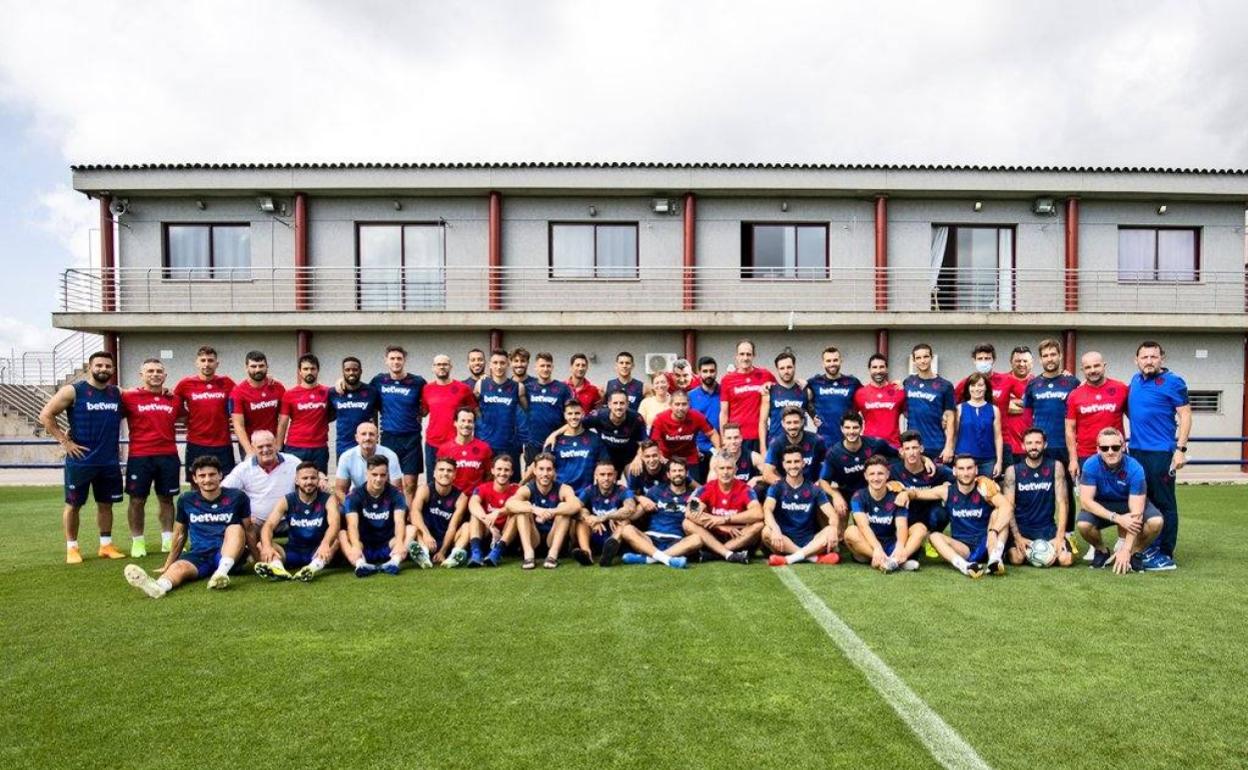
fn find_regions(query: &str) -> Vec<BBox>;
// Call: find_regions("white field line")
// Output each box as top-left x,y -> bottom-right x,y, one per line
775,567 -> 993,770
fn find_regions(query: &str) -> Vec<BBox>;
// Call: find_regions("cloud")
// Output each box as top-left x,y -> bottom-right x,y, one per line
31,184 -> 97,268
0,315 -> 61,355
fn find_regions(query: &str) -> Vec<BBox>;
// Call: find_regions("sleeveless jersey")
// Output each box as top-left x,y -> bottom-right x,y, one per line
67,380 -> 122,467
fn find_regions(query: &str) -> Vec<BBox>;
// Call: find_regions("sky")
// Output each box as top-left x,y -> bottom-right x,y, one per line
1,0 -> 1246,354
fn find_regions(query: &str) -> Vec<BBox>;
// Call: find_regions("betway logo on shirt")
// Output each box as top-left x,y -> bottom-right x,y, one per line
381,385 -> 412,396
455,457 -> 484,469
531,393 -> 561,405
559,447 -> 592,459
190,391 -> 227,402
482,394 -> 514,405
1078,402 -> 1119,415
86,401 -> 119,412
1016,481 -> 1053,492
1031,389 -> 1068,400
296,401 -> 326,411
363,507 -> 392,522
842,462 -> 865,475
731,383 -> 766,396
950,507 -> 985,519
289,515 -> 324,528
906,389 -> 938,403
135,402 -> 174,414
661,429 -> 695,443
189,512 -> 234,524
863,401 -> 896,410
427,505 -> 454,520
867,511 -> 893,525
248,399 -> 279,411
710,505 -> 736,517
336,400 -> 369,411
817,386 -> 852,397
780,499 -> 810,513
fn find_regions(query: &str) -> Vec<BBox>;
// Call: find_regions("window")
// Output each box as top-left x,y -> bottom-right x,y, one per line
741,224 -> 828,279
1188,391 -> 1221,414
1118,227 -> 1199,282
163,224 -> 251,279
356,224 -> 446,310
549,223 -> 638,279
931,225 -> 1014,311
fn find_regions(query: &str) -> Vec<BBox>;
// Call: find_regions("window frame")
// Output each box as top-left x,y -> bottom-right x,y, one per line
160,222 -> 253,281
932,223 -> 1018,311
740,222 -> 831,280
1116,226 -> 1201,284
353,221 -> 448,310
546,221 -> 640,280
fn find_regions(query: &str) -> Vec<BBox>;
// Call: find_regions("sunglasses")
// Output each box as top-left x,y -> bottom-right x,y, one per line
1098,444 -> 1123,452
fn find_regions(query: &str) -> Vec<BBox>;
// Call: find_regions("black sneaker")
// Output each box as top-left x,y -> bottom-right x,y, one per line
965,562 -> 985,579
1129,552 -> 1145,573
571,548 -> 592,567
726,550 -> 749,565
598,536 -> 621,567
1089,549 -> 1111,569
987,560 -> 1006,577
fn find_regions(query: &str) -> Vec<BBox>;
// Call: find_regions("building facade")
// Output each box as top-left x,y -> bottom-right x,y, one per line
60,162 -> 1248,466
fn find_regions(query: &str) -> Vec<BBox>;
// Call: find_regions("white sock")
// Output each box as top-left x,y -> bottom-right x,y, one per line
161,531 -> 173,548
953,556 -> 970,574
67,540 -> 79,549
786,552 -> 804,565
271,558 -> 285,570
354,557 -> 367,568
989,541 -> 1005,563
98,536 -> 111,546
213,556 -> 235,577
652,551 -> 671,565
156,577 -> 173,592
384,556 -> 401,567
310,557 -> 326,571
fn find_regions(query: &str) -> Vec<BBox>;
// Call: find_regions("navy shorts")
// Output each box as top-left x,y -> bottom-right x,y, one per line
536,516 -> 555,536
184,443 -> 236,481
178,549 -> 241,580
64,463 -> 124,507
422,512 -> 452,544
877,537 -> 897,554
382,432 -> 424,477
283,548 -> 315,569
285,445 -> 329,474
589,527 -> 614,552
923,506 -> 950,533
1076,500 -> 1162,529
644,532 -> 683,552
779,527 -> 816,548
126,455 -> 181,498
363,545 -> 393,564
1015,522 -> 1058,542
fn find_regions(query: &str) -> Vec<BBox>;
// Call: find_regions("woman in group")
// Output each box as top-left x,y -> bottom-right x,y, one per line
637,371 -> 672,430
954,372 -> 1002,479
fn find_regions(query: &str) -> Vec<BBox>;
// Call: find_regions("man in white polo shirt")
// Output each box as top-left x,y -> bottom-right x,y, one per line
334,420 -> 402,500
220,429 -> 300,561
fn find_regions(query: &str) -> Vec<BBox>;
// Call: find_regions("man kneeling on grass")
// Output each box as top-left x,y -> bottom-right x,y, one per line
844,455 -> 923,573
341,455 -> 408,577
904,454 -> 1014,579
1075,427 -> 1165,575
614,456 -> 701,568
124,456 -> 247,598
254,461 -> 341,582
763,445 -> 841,566
575,459 -> 636,567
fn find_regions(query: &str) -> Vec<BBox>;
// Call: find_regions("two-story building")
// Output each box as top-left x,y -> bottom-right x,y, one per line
59,161 -> 1248,465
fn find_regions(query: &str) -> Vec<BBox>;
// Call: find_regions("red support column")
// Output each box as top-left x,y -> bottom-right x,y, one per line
682,193 -> 696,311
103,332 -> 119,386
294,193 -> 309,311
1062,329 -> 1077,376
874,195 -> 888,312
875,328 -> 889,358
490,329 -> 504,353
683,329 -> 697,363
297,330 -> 312,357
488,192 -> 503,311
99,195 -> 115,312
1064,198 -> 1079,312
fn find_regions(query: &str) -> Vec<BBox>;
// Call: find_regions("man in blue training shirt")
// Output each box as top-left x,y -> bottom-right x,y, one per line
574,460 -> 636,566
544,400 -> 608,492
615,456 -> 699,568
761,406 -> 828,486
1126,340 -> 1190,569
763,445 -> 841,566
688,356 -> 722,481
1002,428 -> 1071,568
522,351 -> 573,467
329,356 -> 379,460
123,456 -> 248,597
342,455 -> 409,577
1075,427 -> 1164,575
475,349 -> 528,482
604,351 -> 645,411
255,461 -> 342,581
758,351 -> 808,446
1023,339 -> 1080,542
818,411 -> 898,535
805,346 -> 862,444
902,343 -> 956,463
369,345 -> 427,502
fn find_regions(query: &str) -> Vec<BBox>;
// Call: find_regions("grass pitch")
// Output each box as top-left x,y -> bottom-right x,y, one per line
1,485 -> 1246,769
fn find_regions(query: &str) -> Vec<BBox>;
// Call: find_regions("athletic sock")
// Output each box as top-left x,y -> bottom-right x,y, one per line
99,535 -> 112,546
161,531 -> 173,550
214,556 -> 235,577
310,557 -> 326,571
67,540 -> 79,550
785,552 -> 804,565
271,558 -> 285,571
470,537 -> 484,559
989,541 -> 1005,563
652,551 -> 672,565
953,556 -> 970,574
354,557 -> 367,568
156,577 -> 173,592
384,556 -> 401,568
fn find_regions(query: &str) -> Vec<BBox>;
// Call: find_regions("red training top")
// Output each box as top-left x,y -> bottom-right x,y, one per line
173,375 -> 235,446
279,384 -> 330,448
650,408 -> 713,464
438,438 -> 493,493
122,388 -> 181,457
473,481 -> 519,526
1066,378 -> 1128,457
853,382 -> 907,447
422,380 -> 478,447
719,368 -> 775,441
566,378 -> 603,414
230,378 -> 286,438
696,478 -> 757,518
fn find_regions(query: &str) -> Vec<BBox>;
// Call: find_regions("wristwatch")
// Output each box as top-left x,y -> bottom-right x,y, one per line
1176,445 -> 1188,453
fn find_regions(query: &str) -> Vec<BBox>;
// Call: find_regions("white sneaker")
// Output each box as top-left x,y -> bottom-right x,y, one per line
124,563 -> 166,599
901,559 -> 921,571
207,572 -> 231,590
408,541 -> 433,569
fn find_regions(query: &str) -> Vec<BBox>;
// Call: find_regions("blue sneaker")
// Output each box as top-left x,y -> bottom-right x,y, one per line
354,563 -> 378,578
621,553 -> 647,566
1142,549 -> 1177,571
380,561 -> 401,576
484,543 -> 504,567
1089,549 -> 1111,569
467,553 -> 485,569
667,556 -> 688,569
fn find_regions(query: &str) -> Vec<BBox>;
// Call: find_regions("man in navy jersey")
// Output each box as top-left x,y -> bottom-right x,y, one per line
888,430 -> 954,538
625,440 -> 669,498
688,356 -> 721,480
40,351 -> 126,563
544,400 -> 608,492
173,345 -> 236,482
582,390 -> 648,474
1127,340 -> 1190,569
277,353 -> 331,473
605,351 -> 645,411
124,456 -> 248,597
255,461 -> 341,581
615,456 -> 698,568
818,411 -> 898,535
763,446 -> 841,566
121,358 -> 182,557
369,345 -> 427,502
229,350 -> 285,457
761,406 -> 828,486
328,356 -> 379,460
475,348 -> 527,482
902,343 -> 955,463
846,456 -> 925,572
522,352 -> 573,466
905,455 -> 1013,578
506,453 -> 581,569
408,458 -> 468,568
758,350 -> 808,446
341,455 -> 408,577
574,460 -> 636,566
509,347 -> 539,468
1002,428 -> 1071,567
717,423 -> 766,490
1023,339 -> 1079,545
1075,427 -> 1165,574
463,348 -> 487,388
805,346 -> 862,444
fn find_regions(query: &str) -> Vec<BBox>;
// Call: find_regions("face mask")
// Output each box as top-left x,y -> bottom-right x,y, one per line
974,361 -> 993,375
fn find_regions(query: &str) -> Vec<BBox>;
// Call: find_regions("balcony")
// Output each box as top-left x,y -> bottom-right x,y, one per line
54,265 -> 1247,332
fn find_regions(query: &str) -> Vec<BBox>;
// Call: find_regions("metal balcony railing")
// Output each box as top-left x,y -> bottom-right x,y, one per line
58,265 -> 1248,315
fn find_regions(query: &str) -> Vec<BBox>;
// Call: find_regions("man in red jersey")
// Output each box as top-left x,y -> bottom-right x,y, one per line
437,408 -> 493,493
1064,351 -> 1128,482
466,454 -> 521,567
421,353 -> 478,479
173,345 -> 236,482
121,358 -> 182,557
685,454 -> 762,562
230,350 -> 285,457
277,353 -> 331,473
650,389 -> 720,482
853,353 -> 906,448
718,339 -> 775,457
1001,346 -> 1035,467
566,352 -> 602,413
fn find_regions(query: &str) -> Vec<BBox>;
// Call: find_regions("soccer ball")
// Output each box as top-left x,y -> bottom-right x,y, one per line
1026,539 -> 1057,568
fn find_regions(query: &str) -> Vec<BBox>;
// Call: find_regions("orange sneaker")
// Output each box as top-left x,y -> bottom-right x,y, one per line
97,543 -> 126,560
66,546 -> 83,564
816,552 -> 841,565
767,554 -> 787,567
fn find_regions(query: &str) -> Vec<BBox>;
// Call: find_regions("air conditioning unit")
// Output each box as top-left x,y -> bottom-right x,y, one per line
646,352 -> 678,374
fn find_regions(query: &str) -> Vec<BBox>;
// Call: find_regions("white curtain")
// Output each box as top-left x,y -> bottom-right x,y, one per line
997,228 -> 1013,310
929,226 -> 949,293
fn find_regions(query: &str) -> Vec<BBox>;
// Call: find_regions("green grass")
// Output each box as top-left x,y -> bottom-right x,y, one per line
1,485 -> 1246,769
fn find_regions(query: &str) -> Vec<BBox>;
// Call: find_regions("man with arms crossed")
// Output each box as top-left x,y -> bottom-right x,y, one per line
687,356 -> 722,481
1075,427 -> 1164,574
124,456 -> 247,597
121,358 -> 182,557
173,345 -> 236,480
255,461 -> 341,581
763,445 -> 841,566
40,351 -> 125,563
341,455 -> 408,577
230,350 -> 285,458
1002,427 -> 1072,567
277,353 -> 331,473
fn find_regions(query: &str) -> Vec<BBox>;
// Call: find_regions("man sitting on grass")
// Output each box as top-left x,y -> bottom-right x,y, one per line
1075,427 -> 1165,574
904,454 -> 1014,579
255,460 -> 341,582
575,459 -> 636,566
407,458 -> 466,568
124,456 -> 248,598
615,456 -> 700,568
763,445 -> 841,566
1002,427 -> 1072,568
684,454 -> 761,564
340,455 -> 408,577
844,455 -> 922,573
506,453 -> 582,570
